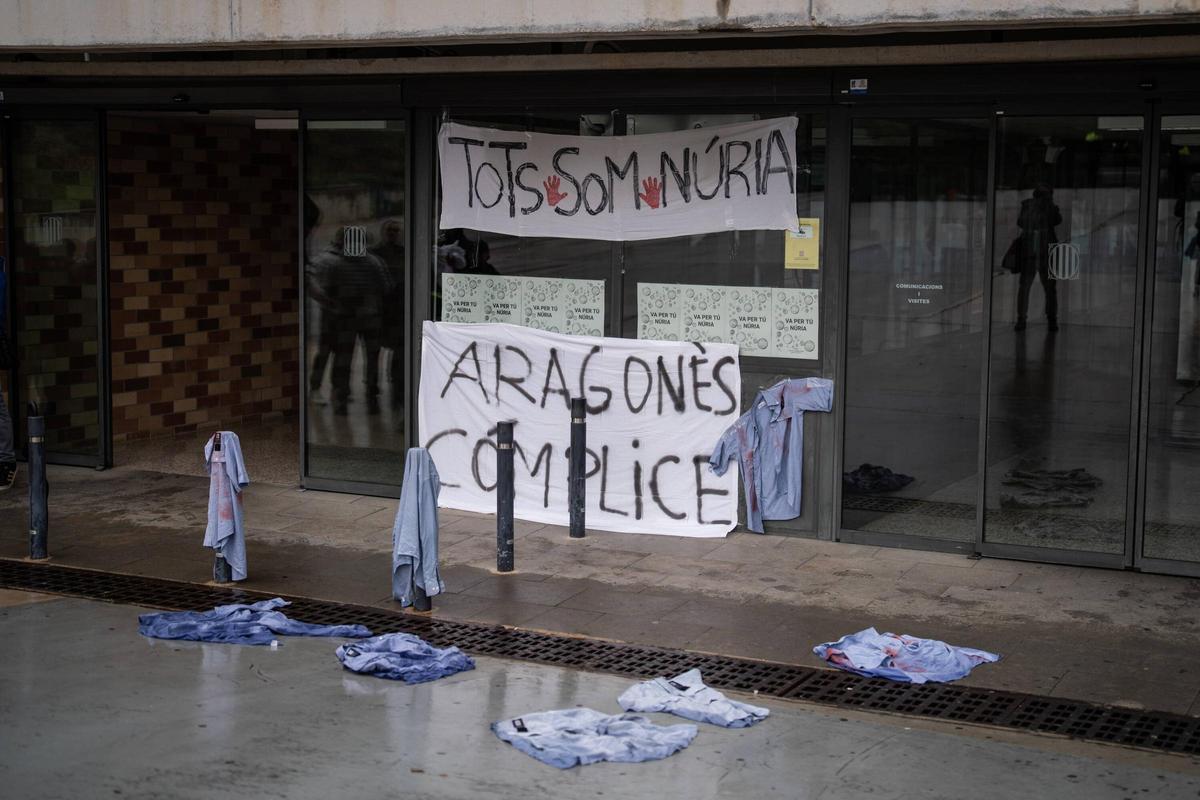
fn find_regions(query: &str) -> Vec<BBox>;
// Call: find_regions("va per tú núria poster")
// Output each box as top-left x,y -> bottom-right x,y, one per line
441,273 -> 605,337
637,283 -> 819,359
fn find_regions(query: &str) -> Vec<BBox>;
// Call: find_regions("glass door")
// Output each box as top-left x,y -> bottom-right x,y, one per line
841,117 -> 990,546
9,117 -> 107,467
302,118 -> 408,490
1140,113 -> 1200,573
982,115 -> 1143,563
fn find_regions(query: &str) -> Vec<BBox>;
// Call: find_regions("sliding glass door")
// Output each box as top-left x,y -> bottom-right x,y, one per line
842,116 -> 989,547
302,118 -> 409,490
1140,113 -> 1200,573
838,107 -> 1200,574
9,117 -> 107,466
982,115 -> 1143,563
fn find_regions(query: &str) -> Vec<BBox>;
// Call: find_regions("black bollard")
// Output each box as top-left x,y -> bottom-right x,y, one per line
211,432 -> 233,583
496,421 -> 515,573
569,397 -> 586,538
412,583 -> 432,612
28,407 -> 48,560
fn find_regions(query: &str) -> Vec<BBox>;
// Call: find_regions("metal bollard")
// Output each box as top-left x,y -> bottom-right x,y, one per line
569,397 -> 586,538
28,406 -> 49,560
211,431 -> 233,583
496,421 -> 515,573
412,583 -> 432,612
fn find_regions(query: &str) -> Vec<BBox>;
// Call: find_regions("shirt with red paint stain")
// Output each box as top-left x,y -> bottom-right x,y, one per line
708,377 -> 833,533
813,627 -> 1000,684
204,431 -> 250,581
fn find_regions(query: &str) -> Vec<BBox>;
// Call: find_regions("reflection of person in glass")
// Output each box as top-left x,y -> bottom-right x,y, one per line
439,228 -> 498,275
303,197 -> 337,397
369,218 -> 405,409
310,227 -> 389,416
1179,173 -> 1200,299
1187,209 -> 1200,298
465,239 -> 499,275
1014,183 -> 1063,333
432,230 -> 467,316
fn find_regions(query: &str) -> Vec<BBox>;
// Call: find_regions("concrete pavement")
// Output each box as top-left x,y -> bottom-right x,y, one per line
2,593 -> 1197,800
2,465 -> 1199,716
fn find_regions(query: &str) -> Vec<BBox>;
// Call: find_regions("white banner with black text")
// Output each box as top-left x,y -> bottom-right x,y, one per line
418,321 -> 741,537
438,117 -> 800,241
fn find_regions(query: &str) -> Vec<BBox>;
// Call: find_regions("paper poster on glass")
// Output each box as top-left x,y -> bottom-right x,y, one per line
637,283 -> 682,341
442,273 -> 605,336
562,279 -> 606,337
681,285 -> 730,343
638,282 -> 819,360
521,277 -> 568,332
772,288 -> 819,358
726,287 -> 773,355
784,217 -> 820,270
480,275 -> 523,325
441,273 -> 487,322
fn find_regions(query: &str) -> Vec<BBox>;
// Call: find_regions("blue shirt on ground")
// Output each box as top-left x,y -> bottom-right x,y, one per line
813,627 -> 1001,684
138,598 -> 371,645
492,708 -> 697,769
618,667 -> 769,728
335,632 -> 474,684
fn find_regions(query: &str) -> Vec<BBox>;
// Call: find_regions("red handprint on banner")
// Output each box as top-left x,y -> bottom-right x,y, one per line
544,175 -> 569,207
639,177 -> 662,209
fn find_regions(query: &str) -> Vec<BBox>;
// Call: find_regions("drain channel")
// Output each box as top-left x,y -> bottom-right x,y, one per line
3,559 -> 1198,757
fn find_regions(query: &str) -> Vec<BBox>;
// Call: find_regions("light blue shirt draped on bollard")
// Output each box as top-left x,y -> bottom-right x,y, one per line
709,377 -> 834,533
204,431 -> 249,581
392,447 -> 445,606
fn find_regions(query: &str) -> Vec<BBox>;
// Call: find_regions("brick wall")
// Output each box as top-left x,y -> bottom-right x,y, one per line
107,114 -> 299,441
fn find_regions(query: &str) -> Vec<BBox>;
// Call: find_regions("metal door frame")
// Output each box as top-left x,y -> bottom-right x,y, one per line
298,109 -> 413,497
974,100 -> 1151,570
1131,100 -> 1200,578
831,99 -> 1199,573
3,110 -> 111,469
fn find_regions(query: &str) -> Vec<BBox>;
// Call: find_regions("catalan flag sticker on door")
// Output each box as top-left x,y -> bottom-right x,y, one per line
784,217 -> 820,270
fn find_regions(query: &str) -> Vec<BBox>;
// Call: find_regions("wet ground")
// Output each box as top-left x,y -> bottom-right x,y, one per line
2,591 -> 1197,800
4,466 -> 1200,715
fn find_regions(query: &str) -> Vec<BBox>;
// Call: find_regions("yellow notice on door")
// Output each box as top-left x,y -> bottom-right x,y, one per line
784,218 -> 820,270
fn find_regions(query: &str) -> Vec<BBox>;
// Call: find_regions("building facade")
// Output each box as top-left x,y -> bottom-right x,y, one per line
1,2 -> 1198,575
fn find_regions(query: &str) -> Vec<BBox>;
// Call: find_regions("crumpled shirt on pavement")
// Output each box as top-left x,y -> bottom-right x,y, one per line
138,598 -> 371,646
814,627 -> 1000,684
335,633 -> 475,684
492,708 -> 697,769
618,668 -> 769,728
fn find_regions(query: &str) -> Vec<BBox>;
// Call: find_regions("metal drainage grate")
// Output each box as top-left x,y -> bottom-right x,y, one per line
843,495 -> 976,519
3,559 -> 1199,757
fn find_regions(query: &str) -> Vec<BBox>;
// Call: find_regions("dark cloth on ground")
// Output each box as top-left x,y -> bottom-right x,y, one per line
842,463 -> 915,494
